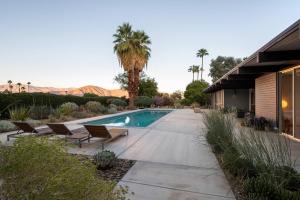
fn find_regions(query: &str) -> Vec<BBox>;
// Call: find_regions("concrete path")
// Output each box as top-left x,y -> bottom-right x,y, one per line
118,109 -> 235,200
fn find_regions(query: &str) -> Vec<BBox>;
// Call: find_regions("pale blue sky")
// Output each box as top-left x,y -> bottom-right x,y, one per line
0,0 -> 299,92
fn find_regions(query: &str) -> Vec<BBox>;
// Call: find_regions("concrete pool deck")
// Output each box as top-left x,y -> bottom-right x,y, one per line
0,109 -> 235,199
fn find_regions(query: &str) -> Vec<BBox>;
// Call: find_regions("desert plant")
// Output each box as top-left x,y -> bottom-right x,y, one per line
0,137 -> 127,200
0,120 -> 16,133
235,129 -> 294,170
29,105 -> 53,120
58,102 -> 79,115
85,101 -> 106,113
244,175 -> 300,200
93,150 -> 117,170
107,104 -> 117,114
9,107 -> 30,121
111,99 -> 127,108
203,110 -> 235,153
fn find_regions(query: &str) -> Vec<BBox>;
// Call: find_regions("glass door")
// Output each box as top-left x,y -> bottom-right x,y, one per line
294,69 -> 300,139
280,71 -> 293,136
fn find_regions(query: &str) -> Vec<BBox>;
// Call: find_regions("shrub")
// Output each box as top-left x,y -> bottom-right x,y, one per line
244,175 -> 300,200
70,111 -> 92,119
235,129 -> 293,170
0,137 -> 127,200
135,96 -> 154,108
0,120 -> 16,133
9,107 -> 30,121
29,105 -> 53,120
93,150 -> 117,170
111,99 -> 127,107
85,101 -> 106,113
59,102 -> 79,115
203,110 -> 235,153
107,106 -> 117,114
0,93 -> 122,119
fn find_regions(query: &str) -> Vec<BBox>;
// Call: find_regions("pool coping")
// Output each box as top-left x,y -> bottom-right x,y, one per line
76,108 -> 174,129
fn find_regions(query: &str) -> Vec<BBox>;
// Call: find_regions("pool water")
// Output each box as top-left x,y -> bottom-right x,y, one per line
84,110 -> 172,127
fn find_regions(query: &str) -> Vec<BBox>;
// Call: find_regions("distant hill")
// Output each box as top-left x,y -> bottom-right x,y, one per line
0,84 -> 128,98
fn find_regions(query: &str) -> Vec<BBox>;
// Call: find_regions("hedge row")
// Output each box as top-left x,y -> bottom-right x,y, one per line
0,93 -> 124,119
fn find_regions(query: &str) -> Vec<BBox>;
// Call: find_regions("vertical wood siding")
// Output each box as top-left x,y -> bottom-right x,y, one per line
255,73 -> 277,120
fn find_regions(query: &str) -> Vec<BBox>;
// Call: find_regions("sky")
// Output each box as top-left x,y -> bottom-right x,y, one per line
0,0 -> 299,93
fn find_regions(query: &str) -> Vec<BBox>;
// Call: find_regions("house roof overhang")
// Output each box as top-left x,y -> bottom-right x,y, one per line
204,19 -> 300,93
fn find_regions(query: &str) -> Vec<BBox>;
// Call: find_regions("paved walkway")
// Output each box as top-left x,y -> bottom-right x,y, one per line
118,109 -> 235,200
0,109 -> 235,199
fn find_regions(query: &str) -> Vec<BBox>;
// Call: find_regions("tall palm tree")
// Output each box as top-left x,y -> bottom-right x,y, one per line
188,65 -> 199,82
132,30 -> 151,98
16,82 -> 21,93
27,82 -> 31,93
113,23 -> 151,109
196,48 -> 209,81
7,80 -> 12,93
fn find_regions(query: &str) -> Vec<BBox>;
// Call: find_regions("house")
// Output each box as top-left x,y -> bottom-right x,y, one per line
204,19 -> 300,140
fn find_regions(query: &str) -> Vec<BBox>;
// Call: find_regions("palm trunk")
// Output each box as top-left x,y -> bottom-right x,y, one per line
128,70 -> 135,109
192,72 -> 194,82
197,71 -> 199,81
133,68 -> 140,103
201,57 -> 204,81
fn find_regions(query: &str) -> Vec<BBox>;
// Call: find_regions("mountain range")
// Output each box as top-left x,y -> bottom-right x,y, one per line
0,84 -> 128,97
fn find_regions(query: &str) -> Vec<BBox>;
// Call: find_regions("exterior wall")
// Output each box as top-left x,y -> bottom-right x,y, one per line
255,73 -> 277,120
215,90 -> 224,108
224,89 -> 250,111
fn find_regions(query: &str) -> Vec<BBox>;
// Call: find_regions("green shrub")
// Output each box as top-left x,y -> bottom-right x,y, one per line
0,120 -> 16,133
9,107 -> 30,121
29,105 -> 53,120
235,129 -> 293,171
134,96 -> 154,108
70,111 -> 91,119
107,104 -> 117,114
222,147 -> 258,178
111,99 -> 127,107
244,175 -> 300,200
58,102 -> 79,115
0,137 -> 127,200
0,93 -> 122,119
203,110 -> 235,153
85,101 -> 106,113
93,150 -> 117,170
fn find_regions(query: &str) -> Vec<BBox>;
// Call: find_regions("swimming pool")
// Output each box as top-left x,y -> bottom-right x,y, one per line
84,109 -> 172,127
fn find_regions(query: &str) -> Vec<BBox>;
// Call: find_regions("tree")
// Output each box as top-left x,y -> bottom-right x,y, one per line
114,72 -> 157,97
21,86 -> 26,93
209,56 -> 242,82
138,77 -> 158,97
113,23 -> 151,109
196,48 -> 209,81
188,65 -> 199,82
27,82 -> 31,93
16,83 -> 21,93
170,90 -> 182,100
183,80 -> 210,105
7,80 -> 13,93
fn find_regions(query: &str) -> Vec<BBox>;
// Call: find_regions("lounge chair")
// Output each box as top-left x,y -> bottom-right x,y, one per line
7,121 -> 52,141
83,125 -> 129,149
47,123 -> 90,147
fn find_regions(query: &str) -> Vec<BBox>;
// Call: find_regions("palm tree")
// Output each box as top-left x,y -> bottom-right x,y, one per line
196,48 -> 209,81
7,80 -> 12,93
27,82 -> 31,93
113,23 -> 151,109
16,82 -> 21,93
21,86 -> 26,93
188,65 -> 199,82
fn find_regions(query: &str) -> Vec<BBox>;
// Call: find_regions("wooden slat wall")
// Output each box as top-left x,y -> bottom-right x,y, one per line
255,73 -> 277,120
